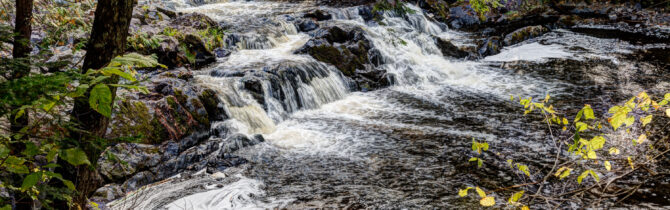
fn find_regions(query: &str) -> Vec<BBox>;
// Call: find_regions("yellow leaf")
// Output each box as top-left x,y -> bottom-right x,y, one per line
508,190 -> 524,204
641,115 -> 652,126
480,196 -> 495,207
637,134 -> 647,144
475,187 -> 486,198
608,147 -> 620,155
604,161 -> 611,171
628,156 -> 634,170
458,187 -> 471,197
666,108 -> 670,117
562,118 -> 568,125
521,206 -> 530,210
586,150 -> 597,159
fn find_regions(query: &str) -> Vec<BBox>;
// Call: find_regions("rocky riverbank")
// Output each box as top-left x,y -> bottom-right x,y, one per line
87,0 -> 670,207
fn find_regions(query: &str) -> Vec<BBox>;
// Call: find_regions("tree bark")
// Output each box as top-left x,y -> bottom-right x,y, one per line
68,0 -> 136,207
10,0 -> 33,137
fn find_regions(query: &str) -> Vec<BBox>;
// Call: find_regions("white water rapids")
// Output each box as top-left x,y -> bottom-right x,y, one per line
109,1 -> 669,209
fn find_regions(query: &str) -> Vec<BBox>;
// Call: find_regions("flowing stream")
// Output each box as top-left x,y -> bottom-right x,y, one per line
111,1 -> 670,209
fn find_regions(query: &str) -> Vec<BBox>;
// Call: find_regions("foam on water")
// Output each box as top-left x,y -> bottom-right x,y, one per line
484,43 -> 573,62
165,174 -> 293,210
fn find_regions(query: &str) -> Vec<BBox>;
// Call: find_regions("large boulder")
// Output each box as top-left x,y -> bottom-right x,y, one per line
503,25 -> 549,46
171,12 -> 218,30
180,33 -> 217,68
97,143 -> 161,182
447,5 -> 480,29
434,37 -> 468,58
296,25 -> 391,90
107,70 -> 226,144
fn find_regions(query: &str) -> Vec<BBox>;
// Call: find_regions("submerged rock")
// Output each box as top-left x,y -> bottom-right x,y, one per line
477,36 -> 502,57
304,9 -> 333,21
434,37 -> 469,58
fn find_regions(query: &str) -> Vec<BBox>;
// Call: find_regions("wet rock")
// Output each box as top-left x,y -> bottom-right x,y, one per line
108,76 -> 225,144
220,133 -> 265,154
304,9 -> 332,21
477,36 -> 502,57
122,171 -> 156,192
503,25 -> 549,46
296,25 -> 390,90
199,89 -> 227,122
298,19 -> 320,32
358,5 -> 375,21
415,0 -> 451,22
181,34 -> 217,67
434,37 -> 468,58
90,184 -> 124,203
157,7 -> 177,18
448,5 -> 480,29
97,143 -> 161,182
213,47 -> 231,58
171,12 -> 218,30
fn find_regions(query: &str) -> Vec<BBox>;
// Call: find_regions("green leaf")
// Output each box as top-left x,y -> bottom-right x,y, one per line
46,148 -> 58,162
62,179 -> 75,191
21,172 -> 42,191
586,150 -> 597,159
3,156 -> 29,174
101,67 -> 136,82
108,84 -> 149,94
624,116 -> 635,127
577,170 -> 589,184
22,142 -> 38,157
0,144 -> 9,159
517,164 -> 530,177
577,170 -> 599,184
89,84 -> 113,118
509,190 -> 524,203
590,136 -> 606,150
575,122 -> 588,132
589,170 -> 600,182
558,168 -> 572,179
582,105 -> 595,120
574,109 -> 584,122
67,84 -> 90,98
89,75 -> 111,86
459,187 -> 472,197
61,148 -> 91,166
14,109 -> 25,120
1,204 -> 11,210
641,115 -> 652,126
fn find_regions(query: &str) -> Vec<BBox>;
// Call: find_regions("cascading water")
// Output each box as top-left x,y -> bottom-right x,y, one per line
110,1 -> 670,209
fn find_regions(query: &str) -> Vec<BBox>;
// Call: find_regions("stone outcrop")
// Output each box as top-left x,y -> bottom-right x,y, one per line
296,25 -> 391,90
107,69 -> 226,144
503,25 -> 548,46
127,6 -> 222,69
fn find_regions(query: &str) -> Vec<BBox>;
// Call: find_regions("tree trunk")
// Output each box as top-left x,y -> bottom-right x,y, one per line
10,0 -> 33,137
68,0 -> 136,207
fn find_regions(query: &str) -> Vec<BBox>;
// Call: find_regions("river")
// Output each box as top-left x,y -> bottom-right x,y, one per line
108,1 -> 670,209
